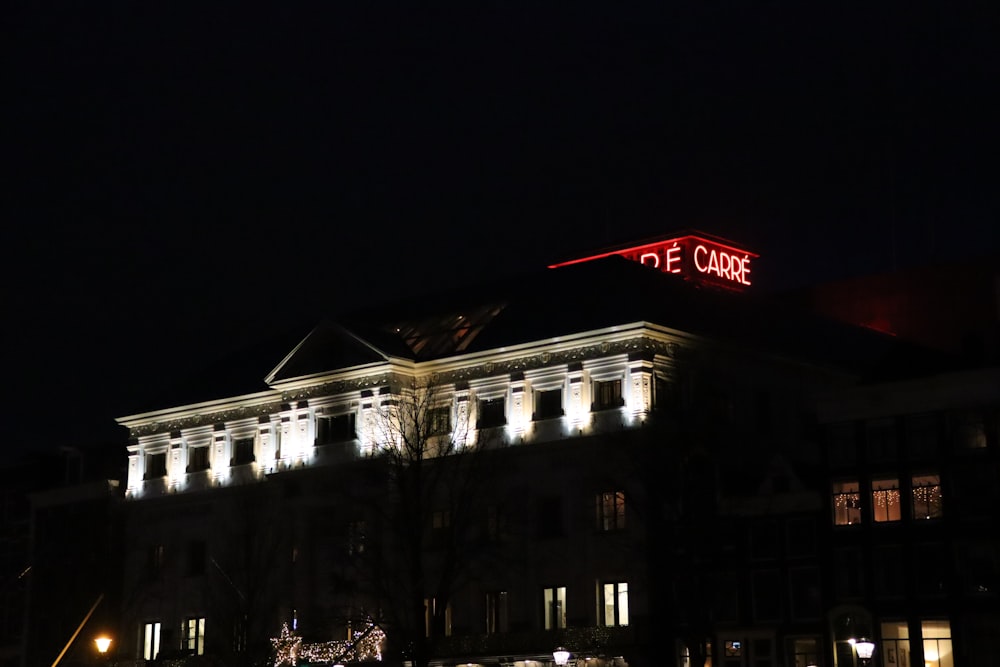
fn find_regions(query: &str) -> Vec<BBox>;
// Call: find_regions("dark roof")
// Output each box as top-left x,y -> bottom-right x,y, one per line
134,257 -> 950,411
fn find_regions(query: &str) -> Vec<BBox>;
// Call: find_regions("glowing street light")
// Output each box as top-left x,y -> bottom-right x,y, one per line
854,638 -> 875,665
553,647 -> 571,666
94,636 -> 112,655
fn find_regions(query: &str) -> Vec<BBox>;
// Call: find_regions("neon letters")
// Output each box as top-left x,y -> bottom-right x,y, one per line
693,244 -> 751,285
550,233 -> 758,290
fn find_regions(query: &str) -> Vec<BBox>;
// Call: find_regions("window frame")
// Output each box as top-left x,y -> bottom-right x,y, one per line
596,491 -> 626,531
601,581 -> 629,627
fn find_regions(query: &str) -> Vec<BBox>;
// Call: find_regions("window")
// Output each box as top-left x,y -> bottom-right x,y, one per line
187,540 -> 206,576
752,570 -> 781,621
432,510 -> 451,530
486,505 -> 508,542
183,617 -> 205,655
232,438 -> 255,465
144,452 -> 167,479
867,418 -> 897,461
880,621 -> 911,667
826,422 -> 857,465
922,620 -> 953,667
832,480 -> 861,525
424,598 -> 452,637
143,622 -> 161,660
427,407 -> 451,435
788,568 -> 821,619
905,413 -> 940,459
147,544 -> 165,581
834,548 -> 864,598
485,590 -> 508,634
597,491 -> 625,531
533,389 -> 563,420
874,546 -> 905,598
187,446 -> 209,472
951,410 -> 988,450
543,586 -> 566,629
536,496 -> 564,538
679,642 -> 712,667
477,397 -> 506,428
592,379 -> 623,411
602,581 -> 629,626
872,477 -> 902,522
347,521 -> 366,555
785,519 -> 816,558
750,520 -> 781,560
787,637 -> 820,667
912,474 -> 943,519
317,413 -> 356,444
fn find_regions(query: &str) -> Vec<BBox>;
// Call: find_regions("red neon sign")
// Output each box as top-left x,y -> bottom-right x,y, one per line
549,233 -> 759,289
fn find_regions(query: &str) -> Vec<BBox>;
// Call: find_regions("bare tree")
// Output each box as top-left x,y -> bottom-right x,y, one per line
328,377 -> 502,667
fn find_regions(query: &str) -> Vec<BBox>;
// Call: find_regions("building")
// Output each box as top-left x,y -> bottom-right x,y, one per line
24,232 -> 1000,667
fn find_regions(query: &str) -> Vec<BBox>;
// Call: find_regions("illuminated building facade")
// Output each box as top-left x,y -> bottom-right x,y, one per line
26,233 -> 997,667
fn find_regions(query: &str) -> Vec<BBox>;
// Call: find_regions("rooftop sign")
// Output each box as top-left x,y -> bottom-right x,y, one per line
549,233 -> 759,290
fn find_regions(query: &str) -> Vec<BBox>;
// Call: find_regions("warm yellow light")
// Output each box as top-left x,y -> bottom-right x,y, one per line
95,636 -> 112,654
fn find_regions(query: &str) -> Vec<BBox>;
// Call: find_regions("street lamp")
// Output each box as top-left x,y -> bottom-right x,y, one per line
553,647 -> 571,666
854,639 -> 875,666
94,636 -> 112,658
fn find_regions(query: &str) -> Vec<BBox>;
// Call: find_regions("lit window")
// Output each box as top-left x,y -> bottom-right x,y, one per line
602,581 -> 629,626
922,620 -> 953,667
143,622 -> 161,660
724,640 -> 742,657
477,397 -> 506,428
543,586 -> 566,629
787,637 -> 820,667
872,477 -> 901,522
880,620 -> 911,667
533,389 -> 564,420
485,590 -> 508,634
597,491 -> 626,531
679,642 -> 712,667
183,617 -> 205,655
912,474 -> 943,519
592,379 -> 624,411
832,481 -> 861,525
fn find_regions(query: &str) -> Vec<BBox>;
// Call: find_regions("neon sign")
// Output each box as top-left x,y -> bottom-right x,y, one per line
549,233 -> 758,290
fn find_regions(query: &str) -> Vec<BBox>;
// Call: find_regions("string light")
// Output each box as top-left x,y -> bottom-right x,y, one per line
271,620 -> 385,667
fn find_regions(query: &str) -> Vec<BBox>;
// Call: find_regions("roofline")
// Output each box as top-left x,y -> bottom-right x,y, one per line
116,388 -> 282,429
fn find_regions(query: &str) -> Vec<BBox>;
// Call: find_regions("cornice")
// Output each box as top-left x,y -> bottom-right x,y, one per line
122,324 -> 695,438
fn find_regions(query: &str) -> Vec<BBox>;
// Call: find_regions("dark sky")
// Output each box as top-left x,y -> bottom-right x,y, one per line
4,4 -> 998,455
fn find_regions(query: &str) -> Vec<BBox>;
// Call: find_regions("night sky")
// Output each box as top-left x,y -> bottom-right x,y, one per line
5,4 -> 998,455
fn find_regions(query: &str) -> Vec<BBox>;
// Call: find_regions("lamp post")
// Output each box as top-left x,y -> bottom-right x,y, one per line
553,647 -> 571,667
94,636 -> 112,663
